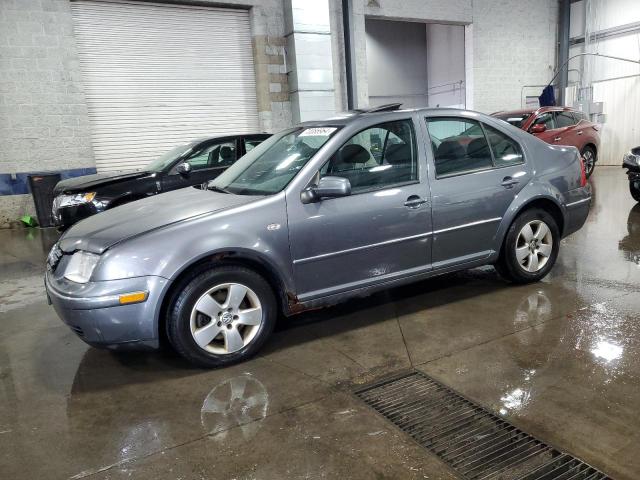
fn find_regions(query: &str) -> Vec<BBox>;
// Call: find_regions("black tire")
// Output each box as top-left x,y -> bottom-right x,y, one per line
167,265 -> 277,368
581,146 -> 596,178
495,208 -> 560,284
630,181 -> 640,203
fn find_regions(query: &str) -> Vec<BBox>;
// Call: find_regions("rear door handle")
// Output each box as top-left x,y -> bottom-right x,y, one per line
577,131 -> 583,135
501,177 -> 519,189
404,196 -> 428,208
554,137 -> 562,142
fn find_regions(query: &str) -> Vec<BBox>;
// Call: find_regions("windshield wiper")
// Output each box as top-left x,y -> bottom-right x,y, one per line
207,185 -> 232,194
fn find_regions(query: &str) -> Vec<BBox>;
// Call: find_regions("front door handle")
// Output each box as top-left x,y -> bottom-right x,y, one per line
404,195 -> 427,209
577,131 -> 583,135
501,177 -> 520,189
554,136 -> 562,142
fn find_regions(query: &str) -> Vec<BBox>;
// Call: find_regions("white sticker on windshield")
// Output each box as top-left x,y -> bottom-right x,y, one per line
299,127 -> 337,137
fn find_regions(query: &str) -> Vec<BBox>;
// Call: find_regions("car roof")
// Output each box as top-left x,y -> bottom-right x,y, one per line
297,107 -> 495,128
493,106 -> 578,117
191,133 -> 270,145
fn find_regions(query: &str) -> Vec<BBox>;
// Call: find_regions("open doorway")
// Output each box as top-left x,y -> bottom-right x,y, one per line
365,19 -> 466,109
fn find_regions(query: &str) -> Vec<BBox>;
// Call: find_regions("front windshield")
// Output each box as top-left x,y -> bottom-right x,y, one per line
208,127 -> 339,195
146,144 -> 193,172
495,113 -> 532,128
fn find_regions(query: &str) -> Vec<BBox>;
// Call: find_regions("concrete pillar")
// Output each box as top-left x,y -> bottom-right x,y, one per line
284,0 -> 336,123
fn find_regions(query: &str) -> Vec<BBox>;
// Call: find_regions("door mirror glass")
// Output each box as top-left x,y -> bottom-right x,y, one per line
530,124 -> 546,134
301,176 -> 351,203
176,162 -> 192,175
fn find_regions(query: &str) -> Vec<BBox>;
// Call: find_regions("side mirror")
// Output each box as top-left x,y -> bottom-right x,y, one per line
176,162 -> 192,176
301,176 -> 351,204
530,124 -> 546,134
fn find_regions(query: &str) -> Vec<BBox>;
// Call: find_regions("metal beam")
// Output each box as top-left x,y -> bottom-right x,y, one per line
558,0 -> 571,105
570,21 -> 640,46
342,0 -> 357,110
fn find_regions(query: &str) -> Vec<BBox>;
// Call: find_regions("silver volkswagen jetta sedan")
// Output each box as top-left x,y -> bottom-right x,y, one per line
46,107 -> 591,367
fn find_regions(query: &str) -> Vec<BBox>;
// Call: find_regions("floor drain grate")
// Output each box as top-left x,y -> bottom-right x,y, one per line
355,371 -> 611,480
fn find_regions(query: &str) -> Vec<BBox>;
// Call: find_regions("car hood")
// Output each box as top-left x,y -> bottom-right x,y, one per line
58,187 -> 260,254
54,171 -> 152,194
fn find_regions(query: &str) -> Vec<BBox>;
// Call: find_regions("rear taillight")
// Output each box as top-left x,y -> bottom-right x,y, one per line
579,156 -> 587,187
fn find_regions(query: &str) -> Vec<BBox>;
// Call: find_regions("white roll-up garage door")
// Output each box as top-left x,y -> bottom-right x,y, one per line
70,0 -> 259,172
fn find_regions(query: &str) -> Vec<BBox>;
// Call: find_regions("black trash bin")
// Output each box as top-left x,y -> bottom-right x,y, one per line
28,173 -> 61,228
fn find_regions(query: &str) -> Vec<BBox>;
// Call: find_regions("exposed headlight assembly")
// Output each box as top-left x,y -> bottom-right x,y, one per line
64,251 -> 100,283
57,192 -> 97,209
624,152 -> 640,167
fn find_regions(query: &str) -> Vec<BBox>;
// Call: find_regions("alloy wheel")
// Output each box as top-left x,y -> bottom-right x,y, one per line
583,149 -> 595,176
515,220 -> 553,273
190,283 -> 263,354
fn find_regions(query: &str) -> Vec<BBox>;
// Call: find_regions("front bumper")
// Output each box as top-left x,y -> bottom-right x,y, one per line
45,272 -> 169,349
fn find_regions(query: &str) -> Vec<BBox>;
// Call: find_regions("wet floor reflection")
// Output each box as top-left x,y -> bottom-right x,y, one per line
618,203 -> 640,265
202,373 -> 269,440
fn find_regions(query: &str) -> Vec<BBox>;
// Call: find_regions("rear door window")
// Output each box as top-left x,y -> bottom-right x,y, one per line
426,118 -> 524,177
554,111 -> 576,129
572,111 -> 588,124
426,118 -> 493,177
484,125 -> 524,167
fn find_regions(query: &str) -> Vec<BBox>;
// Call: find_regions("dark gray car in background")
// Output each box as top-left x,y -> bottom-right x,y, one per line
45,107 -> 591,367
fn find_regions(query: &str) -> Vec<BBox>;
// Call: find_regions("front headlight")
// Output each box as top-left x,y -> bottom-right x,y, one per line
64,251 -> 100,283
57,192 -> 97,209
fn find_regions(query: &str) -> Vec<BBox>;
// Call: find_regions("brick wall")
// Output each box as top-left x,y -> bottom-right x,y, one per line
0,0 -> 95,226
472,0 -> 558,113
252,35 -> 292,133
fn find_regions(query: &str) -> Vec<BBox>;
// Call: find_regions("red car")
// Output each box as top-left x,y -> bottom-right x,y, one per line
492,107 -> 600,177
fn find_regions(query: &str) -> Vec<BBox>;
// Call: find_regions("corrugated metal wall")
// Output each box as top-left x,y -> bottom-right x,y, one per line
70,0 -> 259,172
567,75 -> 640,165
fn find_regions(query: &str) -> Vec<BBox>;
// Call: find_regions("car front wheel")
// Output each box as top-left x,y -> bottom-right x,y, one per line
630,181 -> 640,203
496,208 -> 560,284
167,265 -> 277,368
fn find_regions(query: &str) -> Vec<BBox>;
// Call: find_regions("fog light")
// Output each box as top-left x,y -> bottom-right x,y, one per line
119,291 -> 148,305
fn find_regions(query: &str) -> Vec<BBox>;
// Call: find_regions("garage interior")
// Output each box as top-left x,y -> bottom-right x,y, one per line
366,19 -> 466,109
1,0 -> 640,479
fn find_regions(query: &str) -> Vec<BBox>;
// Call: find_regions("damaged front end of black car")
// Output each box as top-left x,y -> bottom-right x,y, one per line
623,146 -> 640,203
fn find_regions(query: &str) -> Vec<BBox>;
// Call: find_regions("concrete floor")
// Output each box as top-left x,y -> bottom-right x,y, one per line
0,166 -> 638,480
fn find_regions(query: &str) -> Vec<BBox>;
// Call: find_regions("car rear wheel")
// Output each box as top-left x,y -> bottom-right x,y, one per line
630,181 -> 640,203
581,146 -> 596,178
496,208 -> 560,284
167,265 -> 277,368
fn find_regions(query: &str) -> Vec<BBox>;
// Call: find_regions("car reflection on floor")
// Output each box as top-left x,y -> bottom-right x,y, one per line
619,203 -> 640,265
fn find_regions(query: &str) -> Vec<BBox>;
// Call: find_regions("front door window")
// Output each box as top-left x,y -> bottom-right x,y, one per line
186,141 -> 236,170
319,120 -> 418,192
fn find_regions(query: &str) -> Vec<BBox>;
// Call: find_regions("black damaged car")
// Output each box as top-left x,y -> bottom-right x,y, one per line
52,133 -> 270,228
623,146 -> 640,202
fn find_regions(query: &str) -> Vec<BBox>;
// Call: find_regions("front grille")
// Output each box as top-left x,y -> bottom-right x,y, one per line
70,325 -> 84,337
355,371 -> 610,480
